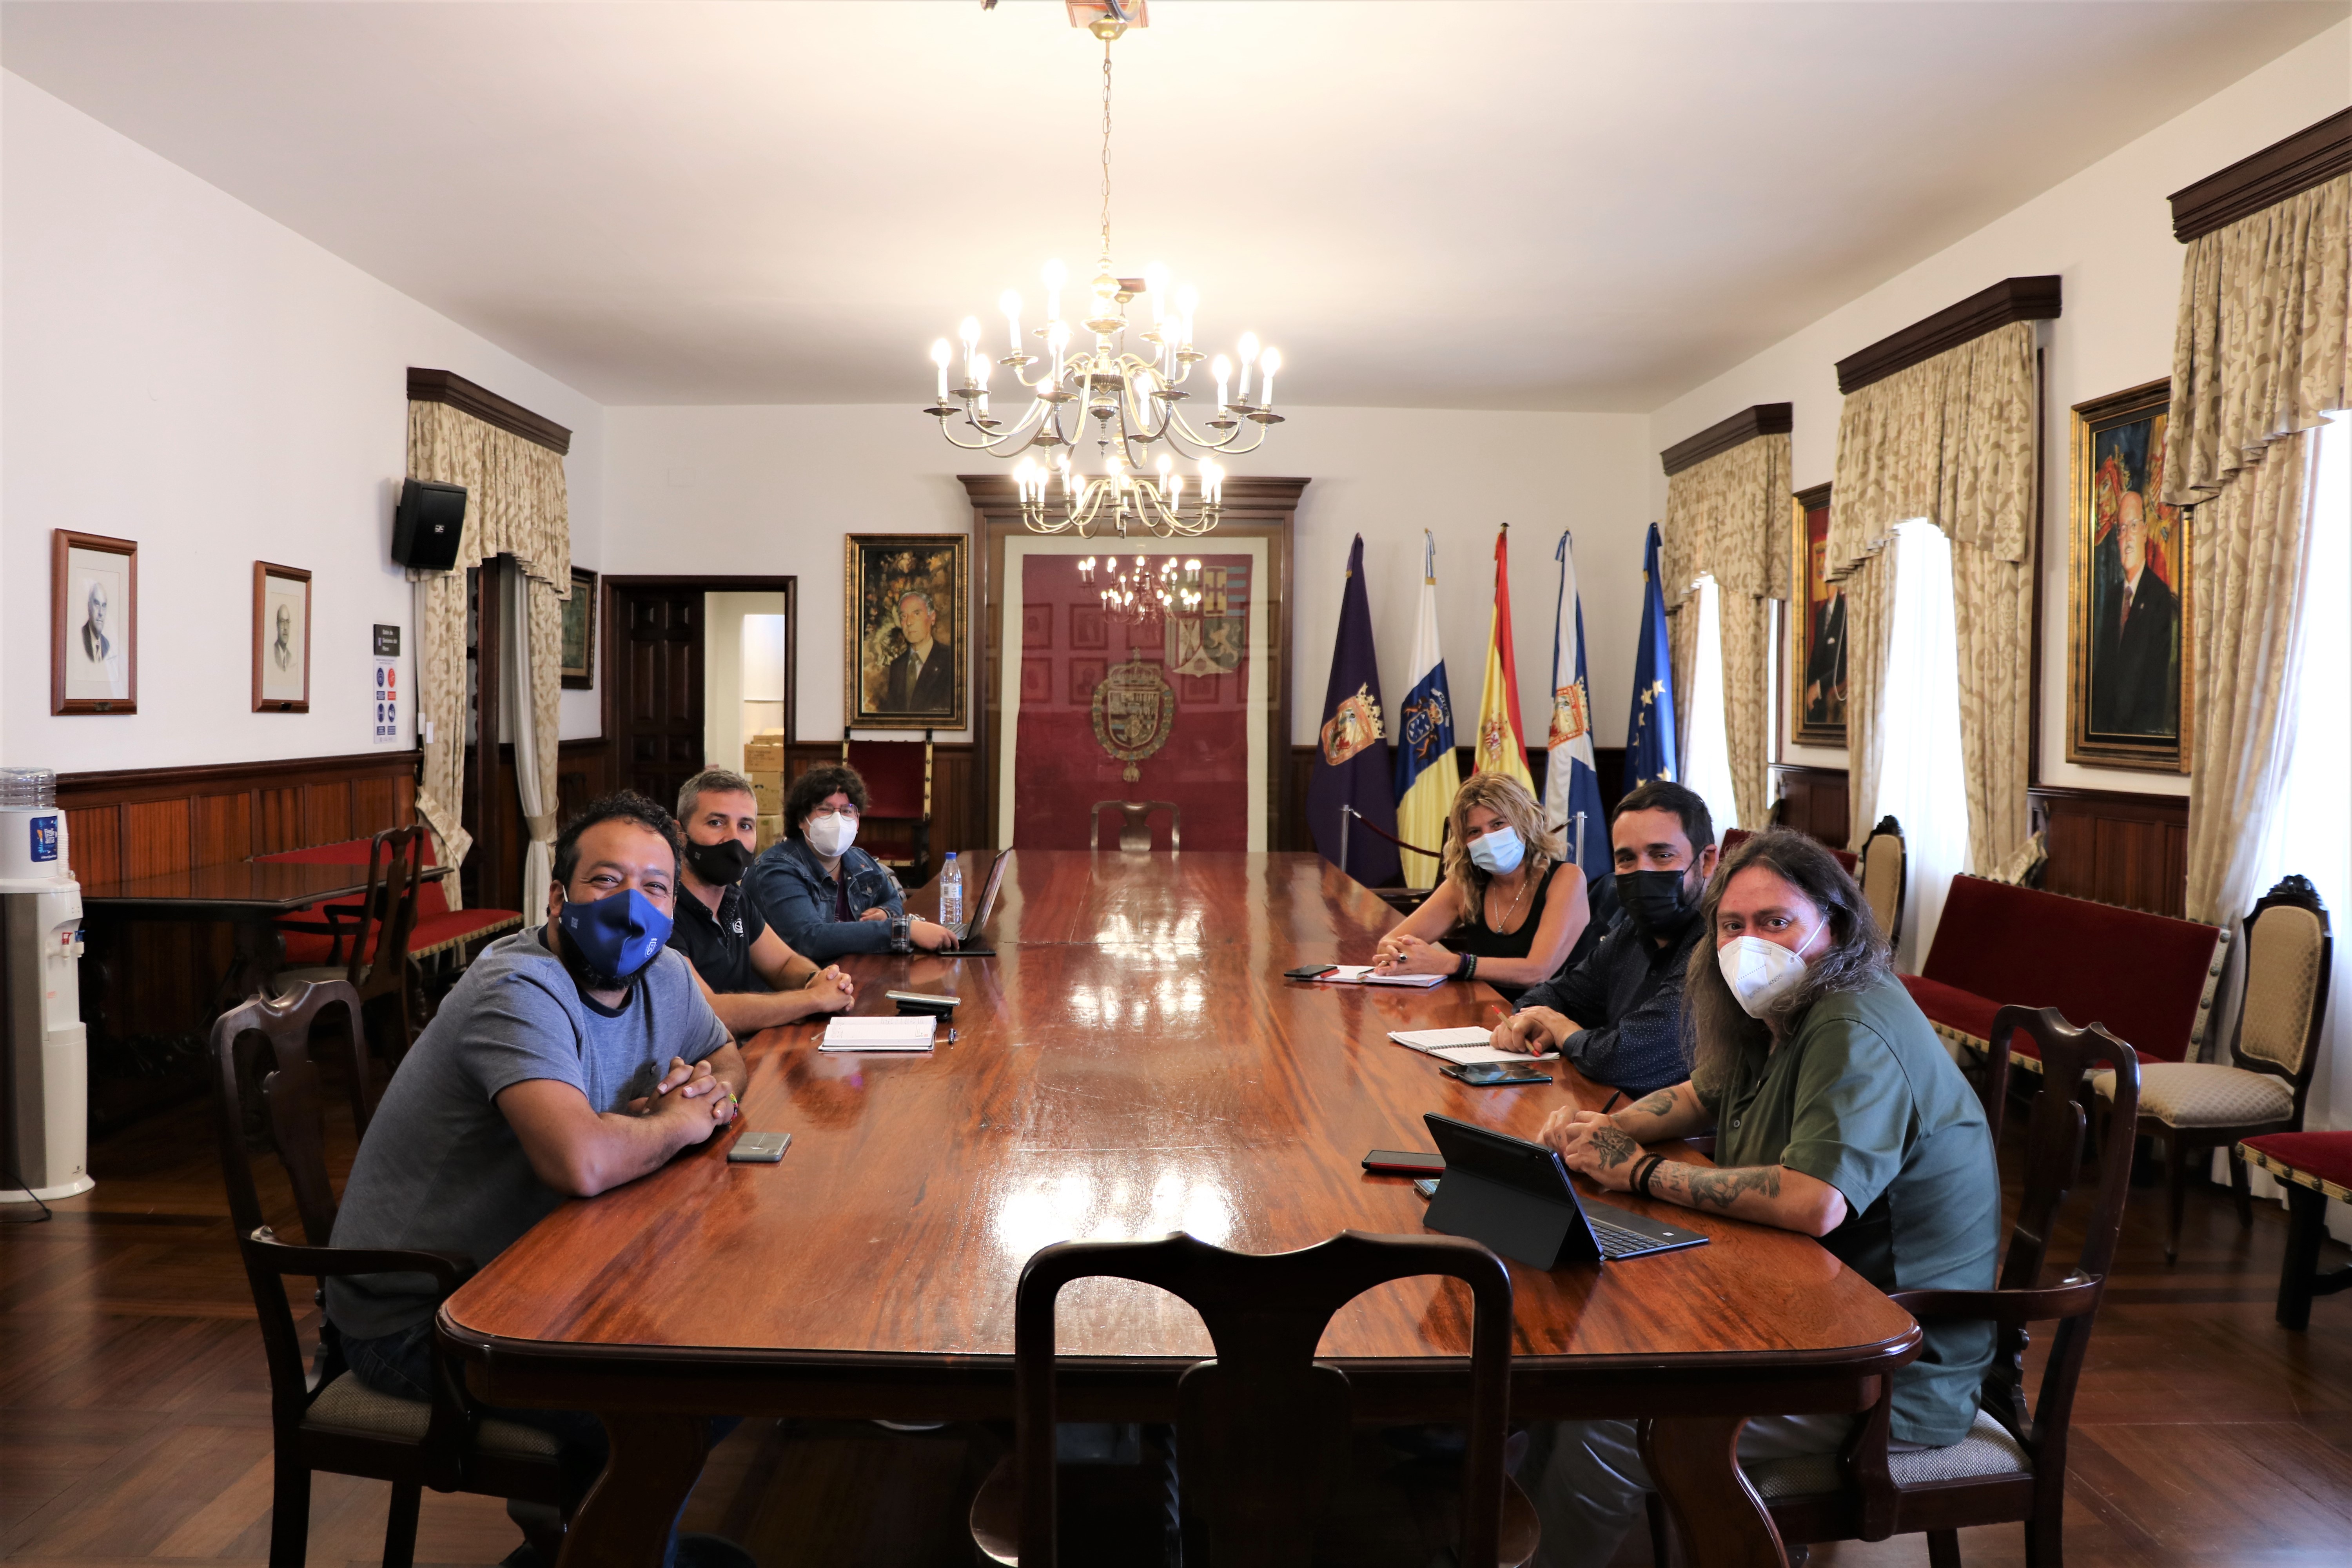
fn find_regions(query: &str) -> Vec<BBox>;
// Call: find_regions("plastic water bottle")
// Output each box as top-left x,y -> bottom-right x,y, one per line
939,851 -> 964,930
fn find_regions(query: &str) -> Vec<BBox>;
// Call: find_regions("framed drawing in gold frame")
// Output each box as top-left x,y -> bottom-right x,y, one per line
1786,481 -> 1845,748
2068,378 -> 2190,773
845,534 -> 969,731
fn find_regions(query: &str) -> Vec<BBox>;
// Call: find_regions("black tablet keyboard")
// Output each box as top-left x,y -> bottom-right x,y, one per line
1590,1217 -> 1666,1260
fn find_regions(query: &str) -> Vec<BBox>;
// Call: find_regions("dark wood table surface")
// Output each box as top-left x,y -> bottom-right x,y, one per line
440,850 -> 1918,1566
77,857 -> 447,914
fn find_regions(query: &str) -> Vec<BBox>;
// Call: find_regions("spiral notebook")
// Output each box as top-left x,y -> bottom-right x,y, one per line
1320,965 -> 1448,989
819,1016 -> 938,1053
1388,1026 -> 1558,1067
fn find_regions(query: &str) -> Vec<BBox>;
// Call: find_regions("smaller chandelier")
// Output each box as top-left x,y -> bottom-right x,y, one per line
1080,553 -> 1202,630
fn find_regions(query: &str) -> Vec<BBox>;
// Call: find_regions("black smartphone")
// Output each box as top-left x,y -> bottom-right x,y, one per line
1362,1149 -> 1446,1175
1443,1062 -> 1554,1087
1284,964 -> 1338,981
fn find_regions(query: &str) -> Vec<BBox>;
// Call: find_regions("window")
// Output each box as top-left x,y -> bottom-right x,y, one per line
1684,573 -> 1741,835
1872,520 -> 1971,969
2248,412 -> 2350,1234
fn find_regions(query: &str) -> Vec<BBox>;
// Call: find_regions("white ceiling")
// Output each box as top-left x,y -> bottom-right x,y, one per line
4,1 -> 2343,411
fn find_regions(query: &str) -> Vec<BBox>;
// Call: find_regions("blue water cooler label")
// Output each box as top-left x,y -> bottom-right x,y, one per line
30,814 -> 59,862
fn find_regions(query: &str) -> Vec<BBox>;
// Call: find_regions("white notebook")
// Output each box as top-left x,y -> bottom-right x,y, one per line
1321,965 -> 1448,989
1388,1026 -> 1559,1067
819,1015 -> 938,1053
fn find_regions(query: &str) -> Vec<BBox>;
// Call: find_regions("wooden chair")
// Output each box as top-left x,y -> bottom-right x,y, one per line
1736,1005 -> 2140,1568
968,1229 -> 1535,1568
1093,799 -> 1181,852
274,826 -> 429,1074
2234,1131 -> 2352,1329
2092,875 -> 2332,1263
1857,815 -> 1907,950
210,980 -> 565,1568
843,733 -> 935,884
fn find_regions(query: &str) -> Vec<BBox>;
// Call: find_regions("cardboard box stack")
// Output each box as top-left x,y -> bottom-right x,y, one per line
745,730 -> 787,840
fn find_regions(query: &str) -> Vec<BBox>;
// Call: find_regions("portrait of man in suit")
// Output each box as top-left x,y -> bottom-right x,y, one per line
81,580 -> 113,665
2089,488 -> 2179,737
1802,538 -> 1846,729
880,589 -> 956,715
272,603 -> 295,671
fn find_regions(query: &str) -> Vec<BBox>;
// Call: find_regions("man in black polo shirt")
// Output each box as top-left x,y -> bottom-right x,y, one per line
1490,780 -> 1717,1098
670,768 -> 857,1034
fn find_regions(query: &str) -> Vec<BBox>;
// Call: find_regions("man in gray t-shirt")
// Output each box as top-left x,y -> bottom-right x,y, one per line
325,797 -> 744,1563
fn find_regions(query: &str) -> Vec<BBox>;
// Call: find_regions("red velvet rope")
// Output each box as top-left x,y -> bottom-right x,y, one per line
1341,806 -> 1443,862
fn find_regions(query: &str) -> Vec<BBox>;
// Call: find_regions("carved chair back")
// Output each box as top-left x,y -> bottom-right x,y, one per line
2228,876 -> 2333,1123
1012,1230 -> 1513,1568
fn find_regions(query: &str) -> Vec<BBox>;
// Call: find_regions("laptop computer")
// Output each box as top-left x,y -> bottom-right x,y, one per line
936,850 -> 1008,958
1421,1113 -> 1708,1269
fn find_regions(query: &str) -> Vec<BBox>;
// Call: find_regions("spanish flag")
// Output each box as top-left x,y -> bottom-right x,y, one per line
1475,524 -> 1534,791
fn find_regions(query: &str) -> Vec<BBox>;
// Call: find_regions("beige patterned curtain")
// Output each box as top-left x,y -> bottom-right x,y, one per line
2167,173 -> 2350,924
1828,320 -> 2036,863
1662,433 -> 1792,829
407,400 -> 571,909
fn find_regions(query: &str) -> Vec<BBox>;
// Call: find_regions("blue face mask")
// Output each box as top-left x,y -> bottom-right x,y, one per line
557,886 -> 672,986
1466,825 -> 1526,876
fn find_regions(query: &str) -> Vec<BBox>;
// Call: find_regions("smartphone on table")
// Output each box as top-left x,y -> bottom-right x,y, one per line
1443,1062 -> 1554,1087
1361,1149 -> 1446,1176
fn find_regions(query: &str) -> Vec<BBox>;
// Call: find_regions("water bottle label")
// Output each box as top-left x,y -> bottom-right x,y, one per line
30,814 -> 59,862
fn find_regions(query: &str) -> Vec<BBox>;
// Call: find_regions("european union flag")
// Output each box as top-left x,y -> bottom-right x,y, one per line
1307,535 -> 1401,886
1626,523 -> 1679,788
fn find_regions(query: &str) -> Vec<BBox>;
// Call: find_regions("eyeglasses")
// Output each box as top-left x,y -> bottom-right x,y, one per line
808,804 -> 861,820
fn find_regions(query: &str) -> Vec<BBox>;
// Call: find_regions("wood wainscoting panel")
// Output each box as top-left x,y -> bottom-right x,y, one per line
124,799 -> 194,880
1770,764 -> 1852,849
2032,785 -> 2189,917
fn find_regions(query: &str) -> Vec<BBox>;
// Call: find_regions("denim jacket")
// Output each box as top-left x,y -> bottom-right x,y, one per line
744,837 -> 907,963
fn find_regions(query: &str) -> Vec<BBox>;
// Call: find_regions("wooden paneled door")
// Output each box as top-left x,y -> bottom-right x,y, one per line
613,585 -> 706,811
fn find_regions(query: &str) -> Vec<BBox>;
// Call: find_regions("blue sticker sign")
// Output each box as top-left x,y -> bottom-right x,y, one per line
29,813 -> 59,863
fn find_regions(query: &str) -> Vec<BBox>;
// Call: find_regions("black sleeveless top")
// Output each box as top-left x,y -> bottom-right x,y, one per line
1448,859 -> 1562,962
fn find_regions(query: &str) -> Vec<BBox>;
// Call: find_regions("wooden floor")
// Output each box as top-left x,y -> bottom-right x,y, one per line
5,1082 -> 2349,1567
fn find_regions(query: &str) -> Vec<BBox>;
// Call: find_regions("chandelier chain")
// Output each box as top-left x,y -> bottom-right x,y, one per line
1099,37 -> 1114,264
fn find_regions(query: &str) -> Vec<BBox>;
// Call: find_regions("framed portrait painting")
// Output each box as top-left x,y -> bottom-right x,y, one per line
2069,379 -> 2190,773
1787,482 -> 1845,747
561,566 -> 598,690
846,534 -> 968,731
51,529 -> 137,715
253,561 -> 312,713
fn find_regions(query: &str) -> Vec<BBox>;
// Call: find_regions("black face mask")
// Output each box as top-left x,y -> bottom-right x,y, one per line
1616,867 -> 1698,942
684,835 -> 751,887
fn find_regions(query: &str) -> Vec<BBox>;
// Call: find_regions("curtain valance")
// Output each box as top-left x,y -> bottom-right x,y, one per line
1660,432 -> 1793,604
406,399 -> 572,589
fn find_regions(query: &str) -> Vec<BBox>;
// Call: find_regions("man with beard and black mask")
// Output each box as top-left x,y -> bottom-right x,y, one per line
668,769 -> 857,1034
1488,780 -> 1716,1098
324,791 -> 754,1566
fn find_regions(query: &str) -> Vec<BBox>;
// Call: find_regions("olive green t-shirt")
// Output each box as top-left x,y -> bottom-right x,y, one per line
1700,973 -> 2001,1445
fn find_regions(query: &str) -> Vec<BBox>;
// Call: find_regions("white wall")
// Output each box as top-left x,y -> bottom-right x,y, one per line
1646,20 -> 2352,794
0,72 -> 608,775
601,404 -> 1654,749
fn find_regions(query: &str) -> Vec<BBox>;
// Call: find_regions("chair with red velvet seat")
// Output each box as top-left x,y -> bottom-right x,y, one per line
842,733 -> 934,886
2093,875 -> 2332,1263
1733,1006 -> 2139,1568
2236,1131 -> 2352,1329
273,826 -> 427,1073
1722,825 -> 1857,875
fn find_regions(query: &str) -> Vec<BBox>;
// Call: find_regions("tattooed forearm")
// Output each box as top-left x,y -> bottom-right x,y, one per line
1626,1089 -> 1678,1122
1667,1164 -> 1783,1211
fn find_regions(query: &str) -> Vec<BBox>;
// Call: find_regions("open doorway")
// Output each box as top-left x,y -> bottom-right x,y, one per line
602,577 -> 797,825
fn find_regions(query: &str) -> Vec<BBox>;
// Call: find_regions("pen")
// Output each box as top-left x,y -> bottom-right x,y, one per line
1602,1091 -> 1624,1112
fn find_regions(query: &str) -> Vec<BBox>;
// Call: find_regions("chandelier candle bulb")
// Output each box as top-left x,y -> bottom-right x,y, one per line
1000,291 -> 1024,351
1212,355 -> 1231,409
931,339 -> 952,400
1259,348 -> 1280,408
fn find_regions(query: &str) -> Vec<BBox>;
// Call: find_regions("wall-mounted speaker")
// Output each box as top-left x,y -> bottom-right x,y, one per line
392,479 -> 468,571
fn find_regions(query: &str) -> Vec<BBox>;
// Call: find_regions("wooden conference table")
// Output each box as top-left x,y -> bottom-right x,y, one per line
439,851 -> 1918,1566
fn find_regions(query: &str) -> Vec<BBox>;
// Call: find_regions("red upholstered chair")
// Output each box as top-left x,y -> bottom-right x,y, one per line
842,735 -> 934,886
1721,825 -> 1857,875
273,827 -> 429,1072
2093,875 -> 2333,1263
2235,1132 -> 2352,1329
265,830 -> 523,1007
1900,875 -> 2228,1076
401,835 -> 524,970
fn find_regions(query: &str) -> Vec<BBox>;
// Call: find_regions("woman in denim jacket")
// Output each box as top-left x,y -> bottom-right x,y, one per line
744,764 -> 956,964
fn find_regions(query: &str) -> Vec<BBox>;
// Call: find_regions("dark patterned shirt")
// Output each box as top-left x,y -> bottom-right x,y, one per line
1512,911 -> 1702,1098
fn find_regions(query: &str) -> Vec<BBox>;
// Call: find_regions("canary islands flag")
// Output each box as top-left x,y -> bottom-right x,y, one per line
1546,530 -> 1609,883
1474,524 -> 1534,791
1393,531 -> 1461,889
1626,523 -> 1679,788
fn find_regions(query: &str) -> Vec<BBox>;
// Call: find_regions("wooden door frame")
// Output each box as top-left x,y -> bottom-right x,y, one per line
598,575 -> 800,787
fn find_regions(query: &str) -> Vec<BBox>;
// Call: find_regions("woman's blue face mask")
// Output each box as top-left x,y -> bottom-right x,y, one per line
1466,824 -> 1526,876
557,885 -> 672,986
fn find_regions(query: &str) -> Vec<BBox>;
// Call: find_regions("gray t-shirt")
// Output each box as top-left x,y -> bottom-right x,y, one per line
324,929 -> 730,1341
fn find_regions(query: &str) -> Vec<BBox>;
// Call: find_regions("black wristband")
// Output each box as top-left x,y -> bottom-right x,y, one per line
1633,1154 -> 1665,1199
1454,951 -> 1478,982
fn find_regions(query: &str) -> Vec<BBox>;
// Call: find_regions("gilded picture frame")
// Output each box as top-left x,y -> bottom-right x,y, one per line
2068,378 -> 2191,773
1787,481 -> 1845,748
845,534 -> 969,731
561,566 -> 598,690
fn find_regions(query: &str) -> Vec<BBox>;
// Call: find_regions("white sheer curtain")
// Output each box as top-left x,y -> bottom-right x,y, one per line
1873,521 -> 1971,970
2239,412 -> 2352,1240
1684,573 -> 1742,836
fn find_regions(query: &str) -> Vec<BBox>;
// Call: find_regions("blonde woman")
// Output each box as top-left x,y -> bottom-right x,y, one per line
1370,773 -> 1588,1000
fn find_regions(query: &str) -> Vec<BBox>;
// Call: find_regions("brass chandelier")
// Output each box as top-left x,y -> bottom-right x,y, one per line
923,2 -> 1284,538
